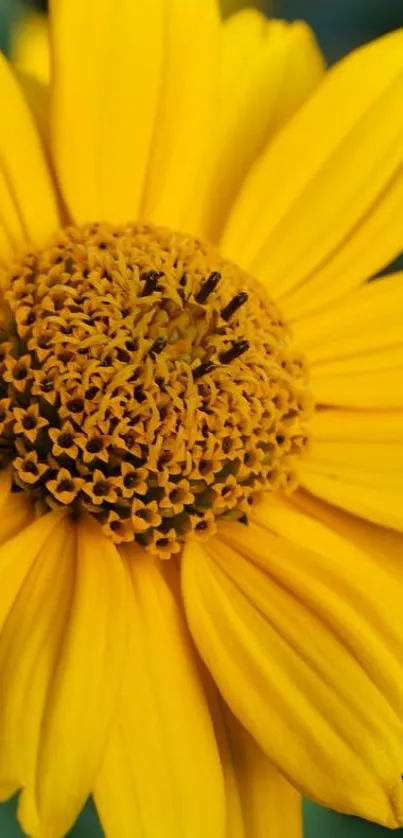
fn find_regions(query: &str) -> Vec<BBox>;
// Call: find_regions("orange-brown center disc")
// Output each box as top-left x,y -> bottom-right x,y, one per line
0,222 -> 311,556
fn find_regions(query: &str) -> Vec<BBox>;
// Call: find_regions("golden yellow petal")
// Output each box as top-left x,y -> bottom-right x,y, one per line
0,492 -> 35,547
0,516 -> 74,811
142,0 -> 220,230
0,51 -> 58,252
11,11 -> 50,85
50,0 -> 165,224
291,488 -> 403,578
0,509 -> 65,633
300,408 -> 403,530
94,546 -> 225,838
206,675 -> 302,838
0,167 -> 26,263
224,707 -> 302,838
19,514 -> 128,838
15,70 -> 49,150
51,0 -> 219,229
0,468 -> 11,506
295,274 -> 403,408
202,676 -> 245,838
11,11 -> 50,149
195,10 -> 324,241
221,29 -> 403,319
0,510 -> 64,805
182,513 -> 403,828
282,170 -> 403,322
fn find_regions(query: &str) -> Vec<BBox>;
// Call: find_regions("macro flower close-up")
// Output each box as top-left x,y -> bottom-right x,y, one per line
0,0 -> 403,836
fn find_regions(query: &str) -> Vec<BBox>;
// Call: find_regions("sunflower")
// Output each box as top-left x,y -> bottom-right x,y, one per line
1,1 -> 403,837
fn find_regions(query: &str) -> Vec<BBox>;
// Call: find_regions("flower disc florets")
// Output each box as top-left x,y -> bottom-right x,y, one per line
0,223 -> 311,556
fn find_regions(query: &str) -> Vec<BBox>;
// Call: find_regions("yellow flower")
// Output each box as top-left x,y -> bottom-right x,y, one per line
1,2 -> 403,837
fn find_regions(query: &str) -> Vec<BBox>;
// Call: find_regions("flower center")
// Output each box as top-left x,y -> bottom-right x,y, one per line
0,222 -> 311,556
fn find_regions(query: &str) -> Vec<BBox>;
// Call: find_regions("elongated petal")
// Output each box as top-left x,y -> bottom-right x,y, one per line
50,0 -> 164,224
196,10 -> 324,241
0,168 -> 25,264
225,707 -> 302,838
142,0 -> 220,230
0,492 -> 35,547
20,514 -> 127,838
205,675 -> 302,838
0,517 -> 74,801
0,510 -> 65,633
254,491 -> 403,653
51,0 -> 219,230
300,408 -> 403,530
291,488 -> 403,576
182,512 -> 403,828
11,11 -> 50,85
15,71 -> 49,148
221,30 -> 403,319
0,469 -> 11,507
295,274 -> 403,408
94,548 -> 225,838
0,510 -> 65,805
0,50 -> 58,254
200,675 -> 244,838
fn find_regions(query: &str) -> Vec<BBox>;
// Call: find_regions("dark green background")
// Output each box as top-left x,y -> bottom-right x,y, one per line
1,795 -> 402,837
0,0 -> 403,835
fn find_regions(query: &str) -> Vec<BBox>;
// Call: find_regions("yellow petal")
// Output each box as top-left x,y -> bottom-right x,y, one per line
224,706 -> 302,838
221,0 -> 262,14
0,51 -> 58,250
142,0 -> 220,230
182,515 -> 403,828
300,408 -> 403,530
196,10 -> 324,241
0,228 -> 12,266
50,0 -> 164,224
201,676 -> 244,838
254,490 -> 403,648
221,30 -> 403,319
295,274 -> 403,408
0,510 -> 64,806
0,509 -> 65,633
11,11 -> 50,85
51,0 -> 219,229
206,675 -> 302,838
298,474 -> 403,535
0,516 -> 74,804
292,487 -> 403,577
15,70 -> 49,150
0,492 -> 35,546
20,514 -> 128,838
0,468 -> 11,507
94,547 -> 225,838
0,167 -> 26,263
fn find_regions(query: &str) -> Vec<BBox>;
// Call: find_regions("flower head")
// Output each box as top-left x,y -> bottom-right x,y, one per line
0,222 -> 310,552
0,2 -> 403,837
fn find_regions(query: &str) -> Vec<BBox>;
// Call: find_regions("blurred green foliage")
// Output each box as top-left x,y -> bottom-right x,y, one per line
1,795 -> 402,838
0,0 -> 21,53
4,0 -> 403,65
275,0 -> 403,62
